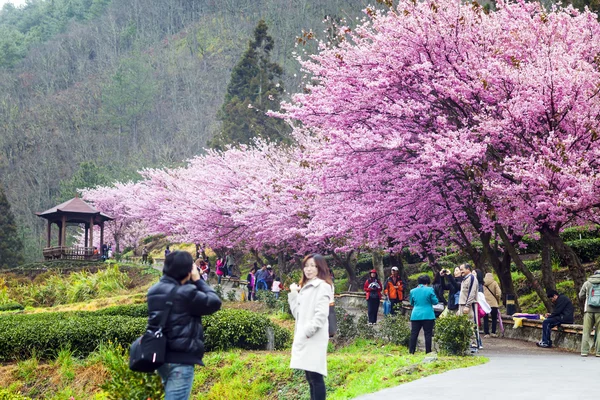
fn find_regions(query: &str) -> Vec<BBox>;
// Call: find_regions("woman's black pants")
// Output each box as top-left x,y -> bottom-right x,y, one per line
409,319 -> 435,354
367,298 -> 380,323
483,307 -> 499,334
305,370 -> 326,400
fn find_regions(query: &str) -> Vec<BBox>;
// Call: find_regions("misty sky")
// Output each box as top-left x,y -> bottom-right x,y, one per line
0,0 -> 28,8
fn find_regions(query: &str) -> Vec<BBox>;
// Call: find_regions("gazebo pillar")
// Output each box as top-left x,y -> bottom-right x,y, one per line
84,223 -> 89,248
47,220 -> 52,247
100,221 -> 105,249
61,215 -> 67,247
89,216 -> 94,248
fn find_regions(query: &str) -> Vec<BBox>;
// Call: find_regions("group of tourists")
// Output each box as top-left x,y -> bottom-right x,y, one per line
245,263 -> 282,301
405,263 -> 504,354
363,263 -> 505,354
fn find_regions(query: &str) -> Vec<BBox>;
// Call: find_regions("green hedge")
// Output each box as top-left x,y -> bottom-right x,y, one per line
566,238 -> 600,263
0,302 -> 24,312
0,313 -> 145,361
94,303 -> 148,318
561,226 -> 600,242
0,305 -> 291,361
203,308 -> 291,351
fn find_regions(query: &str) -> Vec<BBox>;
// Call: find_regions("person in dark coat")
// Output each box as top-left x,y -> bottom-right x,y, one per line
147,251 -> 222,399
445,267 -> 462,311
537,289 -> 574,348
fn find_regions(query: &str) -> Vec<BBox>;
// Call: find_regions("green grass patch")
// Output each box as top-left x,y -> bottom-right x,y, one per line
193,340 -> 486,399
0,338 -> 485,399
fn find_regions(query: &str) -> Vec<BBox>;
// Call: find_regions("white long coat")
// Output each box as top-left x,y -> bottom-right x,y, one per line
288,278 -> 333,376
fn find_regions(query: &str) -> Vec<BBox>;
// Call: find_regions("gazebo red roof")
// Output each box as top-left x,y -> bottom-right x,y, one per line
36,197 -> 113,221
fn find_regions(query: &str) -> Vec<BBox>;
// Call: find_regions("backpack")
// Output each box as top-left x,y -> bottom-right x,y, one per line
588,283 -> 600,307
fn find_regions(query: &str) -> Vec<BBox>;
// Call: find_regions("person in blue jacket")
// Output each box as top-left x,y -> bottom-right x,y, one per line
409,274 -> 439,354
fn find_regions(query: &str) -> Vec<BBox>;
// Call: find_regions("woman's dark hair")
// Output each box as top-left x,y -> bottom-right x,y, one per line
417,275 -> 431,285
163,251 -> 193,280
475,269 -> 484,283
300,254 -> 333,287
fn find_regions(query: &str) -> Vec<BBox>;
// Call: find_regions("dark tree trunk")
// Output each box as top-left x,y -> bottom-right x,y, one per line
372,250 -> 385,282
251,248 -> 265,267
496,224 -> 553,312
331,250 -> 357,291
278,250 -> 293,275
540,224 -> 586,314
540,236 -> 557,292
425,252 -> 441,276
480,231 -> 520,312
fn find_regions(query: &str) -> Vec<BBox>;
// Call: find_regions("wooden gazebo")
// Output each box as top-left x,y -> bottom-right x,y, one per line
36,197 -> 113,260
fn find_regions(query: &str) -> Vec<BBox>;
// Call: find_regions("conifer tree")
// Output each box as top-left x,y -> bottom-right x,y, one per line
209,20 -> 290,149
0,182 -> 23,268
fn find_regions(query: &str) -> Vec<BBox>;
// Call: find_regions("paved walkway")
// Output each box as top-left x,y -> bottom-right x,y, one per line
355,337 -> 599,400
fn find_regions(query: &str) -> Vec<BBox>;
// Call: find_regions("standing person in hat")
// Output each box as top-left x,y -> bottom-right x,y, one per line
384,267 -> 404,315
364,269 -> 383,325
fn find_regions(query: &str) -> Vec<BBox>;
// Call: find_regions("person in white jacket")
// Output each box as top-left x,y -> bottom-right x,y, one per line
288,254 -> 334,400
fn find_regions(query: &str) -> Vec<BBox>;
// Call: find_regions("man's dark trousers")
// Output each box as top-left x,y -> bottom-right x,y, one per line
542,316 -> 562,345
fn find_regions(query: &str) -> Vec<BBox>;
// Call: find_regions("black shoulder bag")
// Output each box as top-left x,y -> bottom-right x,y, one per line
129,285 -> 179,372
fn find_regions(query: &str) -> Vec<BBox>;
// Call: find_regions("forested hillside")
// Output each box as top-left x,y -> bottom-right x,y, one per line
0,0 -> 372,260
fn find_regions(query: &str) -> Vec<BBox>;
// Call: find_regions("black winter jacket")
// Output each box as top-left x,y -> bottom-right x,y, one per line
444,276 -> 462,311
147,275 -> 222,365
549,294 -> 574,323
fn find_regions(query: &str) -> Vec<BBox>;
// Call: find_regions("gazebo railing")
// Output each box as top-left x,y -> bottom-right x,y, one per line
42,246 -> 99,261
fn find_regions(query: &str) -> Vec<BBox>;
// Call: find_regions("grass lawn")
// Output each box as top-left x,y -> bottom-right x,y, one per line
192,339 -> 486,400
0,339 -> 485,400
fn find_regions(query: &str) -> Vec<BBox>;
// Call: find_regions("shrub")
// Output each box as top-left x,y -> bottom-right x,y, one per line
98,342 -> 163,400
356,253 -> 374,273
0,302 -> 24,311
94,303 -> 148,318
226,289 -> 237,302
434,314 -> 473,355
560,226 -> 600,242
256,290 -> 278,309
356,315 -> 376,340
565,238 -> 600,263
334,307 -> 358,343
523,258 -> 542,271
0,313 -> 146,361
0,305 -> 292,361
203,308 -> 291,351
378,314 -> 411,346
214,284 -> 223,299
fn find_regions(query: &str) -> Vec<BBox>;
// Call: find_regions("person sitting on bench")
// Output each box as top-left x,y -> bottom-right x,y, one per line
537,289 -> 574,348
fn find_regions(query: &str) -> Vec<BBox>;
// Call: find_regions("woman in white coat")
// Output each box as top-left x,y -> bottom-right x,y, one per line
288,254 -> 334,400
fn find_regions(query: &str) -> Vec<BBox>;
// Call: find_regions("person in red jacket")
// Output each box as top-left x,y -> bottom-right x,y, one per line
364,269 -> 383,325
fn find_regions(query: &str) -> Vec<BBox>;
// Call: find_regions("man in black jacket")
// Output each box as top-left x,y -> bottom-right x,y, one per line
537,289 -> 574,348
147,251 -> 222,399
